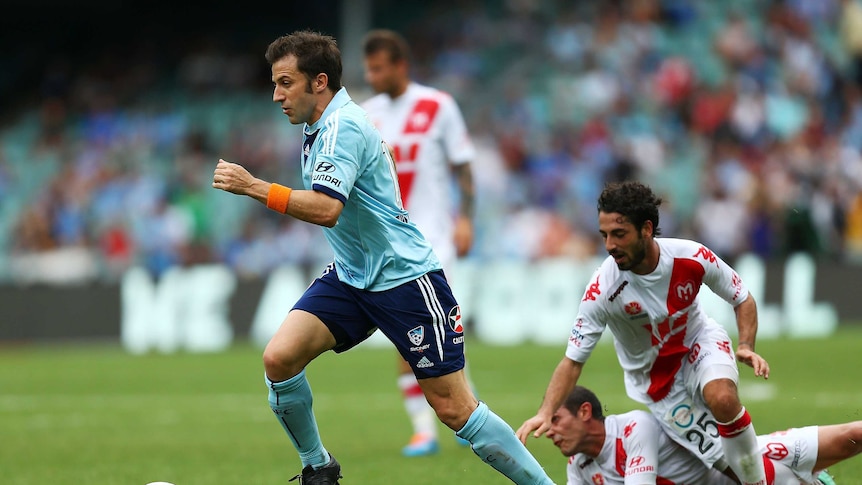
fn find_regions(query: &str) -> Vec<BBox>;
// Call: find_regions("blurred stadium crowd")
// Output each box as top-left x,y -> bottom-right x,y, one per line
3,0 -> 862,285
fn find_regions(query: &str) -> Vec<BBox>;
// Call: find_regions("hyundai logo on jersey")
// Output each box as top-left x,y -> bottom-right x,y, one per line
315,161 -> 336,173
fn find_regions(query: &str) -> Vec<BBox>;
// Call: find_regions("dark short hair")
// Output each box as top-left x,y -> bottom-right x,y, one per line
597,181 -> 662,236
265,30 -> 343,92
362,28 -> 411,63
563,386 -> 605,421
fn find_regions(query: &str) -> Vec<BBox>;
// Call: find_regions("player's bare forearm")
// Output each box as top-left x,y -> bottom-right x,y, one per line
540,358 -> 583,414
517,358 -> 583,443
452,163 -> 475,256
279,189 -> 344,227
453,163 -> 475,220
734,295 -> 770,378
213,159 -> 343,227
734,295 -> 758,352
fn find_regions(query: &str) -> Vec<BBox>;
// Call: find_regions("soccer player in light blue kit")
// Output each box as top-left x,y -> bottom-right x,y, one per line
212,30 -> 555,485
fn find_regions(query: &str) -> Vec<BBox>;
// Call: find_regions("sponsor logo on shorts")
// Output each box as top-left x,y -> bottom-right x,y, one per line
408,326 -> 424,346
670,403 -> 694,428
765,442 -> 789,461
452,336 -> 464,344
416,356 -> 434,368
793,440 -> 801,468
448,305 -> 463,333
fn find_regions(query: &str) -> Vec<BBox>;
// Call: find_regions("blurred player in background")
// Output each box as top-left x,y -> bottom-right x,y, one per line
361,28 -> 478,457
213,30 -> 555,484
518,181 -> 771,485
548,386 -> 859,484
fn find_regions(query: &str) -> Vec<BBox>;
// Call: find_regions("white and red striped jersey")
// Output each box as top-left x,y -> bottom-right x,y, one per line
362,82 -> 475,272
565,411 -> 734,485
565,238 -> 749,405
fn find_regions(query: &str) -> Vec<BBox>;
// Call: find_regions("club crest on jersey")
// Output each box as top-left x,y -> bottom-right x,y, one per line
408,326 -> 424,346
675,280 -> 697,304
448,306 -> 464,333
624,301 -> 643,316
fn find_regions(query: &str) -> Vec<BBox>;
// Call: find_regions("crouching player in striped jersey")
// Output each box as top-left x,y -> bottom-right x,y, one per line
549,386 -> 861,484
518,181 -> 770,485
213,30 -> 555,485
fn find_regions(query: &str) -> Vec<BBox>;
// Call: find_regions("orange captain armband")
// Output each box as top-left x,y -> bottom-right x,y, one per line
266,183 -> 292,213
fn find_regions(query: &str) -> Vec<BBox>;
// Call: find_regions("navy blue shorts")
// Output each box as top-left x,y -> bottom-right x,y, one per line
292,263 -> 466,379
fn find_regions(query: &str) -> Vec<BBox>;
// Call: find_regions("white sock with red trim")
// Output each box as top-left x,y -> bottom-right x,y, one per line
717,407 -> 768,485
398,373 -> 437,439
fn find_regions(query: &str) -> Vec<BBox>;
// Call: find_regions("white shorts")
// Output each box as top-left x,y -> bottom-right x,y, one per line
647,323 -> 740,468
758,426 -> 819,484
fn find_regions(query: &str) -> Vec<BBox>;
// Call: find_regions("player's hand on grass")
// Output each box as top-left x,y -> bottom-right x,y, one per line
516,414 -> 551,444
735,347 -> 770,379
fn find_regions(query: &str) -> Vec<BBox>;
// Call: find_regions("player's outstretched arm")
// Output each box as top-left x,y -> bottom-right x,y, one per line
733,294 -> 770,379
516,358 -> 583,444
212,159 -> 343,227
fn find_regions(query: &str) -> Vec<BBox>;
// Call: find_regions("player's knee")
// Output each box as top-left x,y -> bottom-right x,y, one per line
425,395 -> 472,430
262,345 -> 303,381
703,381 -> 742,422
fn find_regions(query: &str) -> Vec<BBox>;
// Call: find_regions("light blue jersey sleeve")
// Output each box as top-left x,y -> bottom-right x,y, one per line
302,88 -> 441,291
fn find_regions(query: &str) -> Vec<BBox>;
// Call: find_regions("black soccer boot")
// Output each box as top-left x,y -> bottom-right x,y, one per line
289,454 -> 342,485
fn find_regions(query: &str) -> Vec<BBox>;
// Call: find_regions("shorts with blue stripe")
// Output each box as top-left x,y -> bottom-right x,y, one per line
292,263 -> 466,379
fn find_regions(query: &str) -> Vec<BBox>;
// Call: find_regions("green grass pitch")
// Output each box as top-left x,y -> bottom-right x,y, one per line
2,327 -> 861,484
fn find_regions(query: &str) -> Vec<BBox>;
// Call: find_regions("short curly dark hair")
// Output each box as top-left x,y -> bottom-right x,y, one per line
597,181 -> 662,236
362,29 -> 411,64
265,30 -> 343,93
562,386 -> 605,422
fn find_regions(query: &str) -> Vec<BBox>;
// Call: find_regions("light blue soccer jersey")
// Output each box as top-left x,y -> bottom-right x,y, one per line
300,87 -> 441,291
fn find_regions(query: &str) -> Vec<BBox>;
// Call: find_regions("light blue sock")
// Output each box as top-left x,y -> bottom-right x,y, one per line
266,371 -> 329,469
456,401 -> 556,485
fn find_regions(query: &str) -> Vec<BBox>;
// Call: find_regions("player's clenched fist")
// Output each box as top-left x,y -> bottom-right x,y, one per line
212,159 -> 255,195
